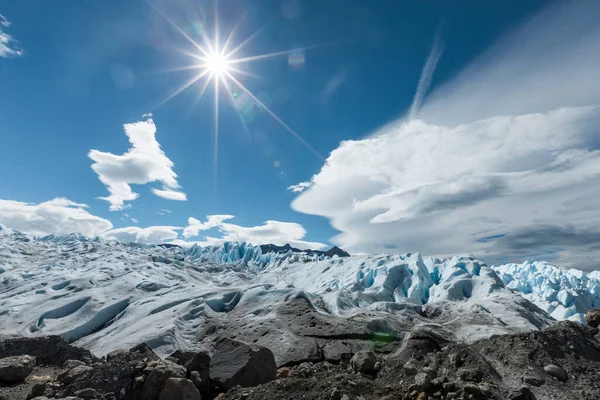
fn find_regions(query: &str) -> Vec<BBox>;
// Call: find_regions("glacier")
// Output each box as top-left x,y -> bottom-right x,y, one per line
0,224 -> 598,363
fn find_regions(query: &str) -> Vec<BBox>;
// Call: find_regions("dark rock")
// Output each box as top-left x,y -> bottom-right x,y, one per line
184,351 -> 210,374
169,350 -> 196,367
158,378 -> 200,400
63,359 -> 86,370
585,309 -> 600,328
74,388 -> 98,399
106,349 -> 128,362
0,336 -> 94,366
0,355 -> 36,383
458,367 -> 483,383
190,370 -> 209,394
463,383 -> 483,395
28,382 -> 46,399
210,337 -> 277,390
141,361 -> 187,400
350,351 -> 377,374
414,372 -> 433,392
522,373 -> 544,387
543,364 -> 568,382
58,365 -> 93,385
509,386 -> 537,400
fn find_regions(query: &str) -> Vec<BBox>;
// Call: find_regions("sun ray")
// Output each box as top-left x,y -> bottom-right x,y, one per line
155,70 -> 210,109
151,2 -> 211,58
225,71 -> 324,160
213,73 -> 220,193
224,18 -> 276,59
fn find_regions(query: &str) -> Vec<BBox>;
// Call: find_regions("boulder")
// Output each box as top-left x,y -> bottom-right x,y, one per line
509,386 -> 537,400
62,359 -> 86,370
190,370 -> 210,395
414,372 -> 433,392
209,338 -> 276,390
74,388 -> 98,399
458,367 -> 483,383
585,309 -> 600,328
184,351 -> 210,380
57,365 -> 93,385
158,378 -> 201,400
543,364 -> 568,382
141,361 -> 187,400
350,351 -> 377,374
0,355 -> 36,383
169,350 -> 196,367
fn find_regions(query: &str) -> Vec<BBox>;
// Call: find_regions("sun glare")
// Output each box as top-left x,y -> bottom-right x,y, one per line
205,52 -> 229,76
152,2 -> 324,192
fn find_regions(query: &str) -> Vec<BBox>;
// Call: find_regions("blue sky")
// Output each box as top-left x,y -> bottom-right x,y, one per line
2,0 -> 600,268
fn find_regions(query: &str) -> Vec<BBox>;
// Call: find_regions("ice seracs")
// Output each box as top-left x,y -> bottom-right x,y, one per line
0,228 -> 597,358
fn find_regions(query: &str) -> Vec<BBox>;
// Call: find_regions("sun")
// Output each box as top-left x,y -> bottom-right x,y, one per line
204,52 -> 230,76
151,2 -> 324,191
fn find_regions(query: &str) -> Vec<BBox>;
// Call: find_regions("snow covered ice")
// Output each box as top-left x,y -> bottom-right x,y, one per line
1,224 -> 597,362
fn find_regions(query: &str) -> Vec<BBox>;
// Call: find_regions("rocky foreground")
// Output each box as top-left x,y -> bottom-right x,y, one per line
2,311 -> 600,400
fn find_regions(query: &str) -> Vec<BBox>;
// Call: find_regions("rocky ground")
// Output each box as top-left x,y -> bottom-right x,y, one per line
2,311 -> 600,400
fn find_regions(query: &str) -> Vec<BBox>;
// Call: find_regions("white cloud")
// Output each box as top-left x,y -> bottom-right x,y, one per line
0,14 -> 23,58
290,0 -> 600,269
89,117 -> 187,210
102,226 -> 180,244
287,181 -> 312,193
0,198 -> 112,236
214,219 -> 326,250
183,215 -> 234,238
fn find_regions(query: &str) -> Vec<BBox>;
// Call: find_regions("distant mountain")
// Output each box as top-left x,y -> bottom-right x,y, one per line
259,243 -> 350,258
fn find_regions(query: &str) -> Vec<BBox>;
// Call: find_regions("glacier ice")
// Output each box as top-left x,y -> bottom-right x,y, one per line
0,228 -> 597,358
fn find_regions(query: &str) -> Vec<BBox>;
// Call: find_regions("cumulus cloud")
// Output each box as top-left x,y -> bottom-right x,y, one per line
102,225 -> 180,244
0,14 -> 23,58
106,215 -> 326,249
0,198 -> 112,236
215,220 -> 326,250
290,0 -> 600,269
183,215 -> 234,239
89,117 -> 186,211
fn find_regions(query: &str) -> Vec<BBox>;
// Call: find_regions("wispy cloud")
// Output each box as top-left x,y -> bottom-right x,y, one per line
287,181 -> 312,193
0,14 -> 23,58
408,26 -> 444,119
89,117 -> 187,210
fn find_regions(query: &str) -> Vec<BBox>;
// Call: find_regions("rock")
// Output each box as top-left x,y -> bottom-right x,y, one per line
416,393 -> 427,400
169,350 -> 196,366
350,351 -> 377,374
457,367 -> 483,383
74,388 -> 98,399
276,367 -> 290,378
509,386 -> 537,400
28,382 -> 46,399
404,360 -> 418,376
184,351 -> 210,374
0,336 -> 95,367
57,365 -> 93,385
158,378 -> 201,400
374,361 -> 381,371
463,383 -> 483,395
414,372 -> 433,392
209,338 -> 277,390
585,309 -> 600,328
106,349 -> 128,362
543,364 -> 568,382
63,359 -> 86,370
0,355 -> 36,383
522,373 -> 545,387
190,370 -> 210,394
141,361 -> 187,400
